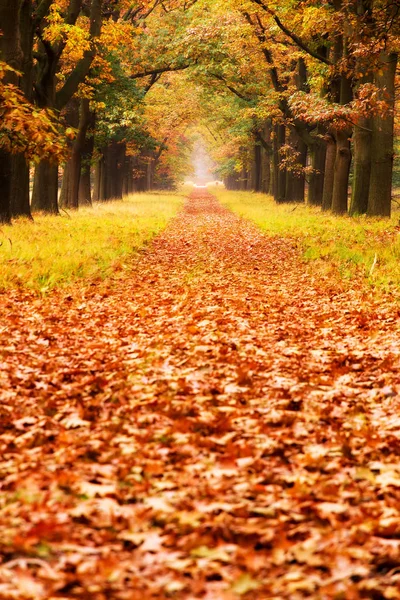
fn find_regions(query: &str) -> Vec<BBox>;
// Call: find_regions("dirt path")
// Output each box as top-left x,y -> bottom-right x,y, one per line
1,190 -> 400,599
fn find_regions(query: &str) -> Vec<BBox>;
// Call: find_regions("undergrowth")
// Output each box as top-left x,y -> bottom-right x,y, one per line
0,192 -> 183,293
214,188 -> 400,293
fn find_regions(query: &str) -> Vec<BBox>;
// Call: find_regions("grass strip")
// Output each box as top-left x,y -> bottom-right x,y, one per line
214,188 -> 400,293
0,192 -> 183,293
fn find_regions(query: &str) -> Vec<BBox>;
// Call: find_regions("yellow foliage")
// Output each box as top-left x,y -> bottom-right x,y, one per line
0,63 -> 68,161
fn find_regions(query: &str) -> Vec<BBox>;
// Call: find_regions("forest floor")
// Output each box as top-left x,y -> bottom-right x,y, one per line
1,190 -> 400,600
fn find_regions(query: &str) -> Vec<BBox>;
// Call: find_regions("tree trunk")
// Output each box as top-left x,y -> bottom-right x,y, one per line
308,137 -> 326,206
78,108 -> 95,205
33,0 -> 103,214
260,124 -> 272,194
93,160 -> 101,201
322,135 -> 336,211
122,154 -> 130,196
100,142 -> 125,201
104,141 -> 125,199
0,0 -> 23,222
60,99 -> 92,209
225,173 -> 240,190
79,168 -> 92,206
253,144 -> 262,192
368,52 -> 398,217
126,156 -> 135,195
240,166 -> 248,190
100,152 -> 107,200
350,116 -> 372,215
32,74 -> 59,212
146,155 -> 153,192
116,144 -> 125,198
285,127 -> 306,203
272,124 -> 286,202
328,13 -> 353,215
31,161 -> 59,213
60,99 -> 80,209
331,129 -> 351,214
262,147 -> 271,194
10,0 -> 34,219
32,162 -> 60,213
10,156 -> 32,219
100,141 -> 118,200
277,125 -> 286,202
350,30 -> 373,216
0,150 -> 12,223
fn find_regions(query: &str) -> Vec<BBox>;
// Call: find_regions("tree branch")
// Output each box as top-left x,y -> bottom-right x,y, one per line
33,0 -> 53,24
130,64 -> 191,79
273,14 -> 332,65
249,0 -> 332,65
210,73 -> 252,102
253,130 -> 271,152
56,0 -> 103,110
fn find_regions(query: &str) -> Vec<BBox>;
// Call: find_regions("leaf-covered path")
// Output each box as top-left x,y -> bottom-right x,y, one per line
1,190 -> 400,599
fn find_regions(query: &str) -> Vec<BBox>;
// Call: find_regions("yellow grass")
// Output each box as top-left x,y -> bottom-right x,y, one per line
214,188 -> 400,293
0,192 -> 183,293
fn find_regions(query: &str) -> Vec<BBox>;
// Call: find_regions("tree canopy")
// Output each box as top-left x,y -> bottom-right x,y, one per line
0,0 -> 399,221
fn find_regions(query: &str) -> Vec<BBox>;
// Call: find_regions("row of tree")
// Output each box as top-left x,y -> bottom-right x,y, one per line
193,0 -> 399,217
0,0 -> 399,222
0,0 -> 198,224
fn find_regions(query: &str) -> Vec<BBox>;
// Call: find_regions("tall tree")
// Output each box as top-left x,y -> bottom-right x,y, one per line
31,0 -> 103,214
0,0 -> 23,223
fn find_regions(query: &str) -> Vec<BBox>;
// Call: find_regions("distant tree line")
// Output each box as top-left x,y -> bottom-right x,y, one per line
0,0 -> 398,222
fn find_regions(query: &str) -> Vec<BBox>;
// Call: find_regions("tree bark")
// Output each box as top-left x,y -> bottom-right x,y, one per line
240,166 -> 248,191
98,141 -> 125,200
60,98 -> 92,209
93,159 -> 101,201
79,168 -> 92,205
260,123 -> 272,194
322,135 -> 336,211
31,160 -> 59,213
99,153 -> 107,200
0,0 -> 23,223
146,155 -> 153,192
272,124 -> 286,202
10,156 -> 32,219
262,147 -> 271,194
252,144 -> 262,192
0,149 -> 12,224
122,154 -> 130,196
277,125 -> 286,202
59,99 -> 80,209
78,105 -> 95,205
350,116 -> 372,214
308,137 -> 326,206
133,155 -> 147,192
368,52 -> 398,217
285,127 -> 306,203
10,0 -> 34,219
104,141 -> 125,199
331,129 -> 351,214
350,0 -> 373,215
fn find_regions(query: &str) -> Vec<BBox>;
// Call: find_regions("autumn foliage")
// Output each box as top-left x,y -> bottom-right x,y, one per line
1,190 -> 400,599
0,63 -> 67,161
1,0 -> 400,221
